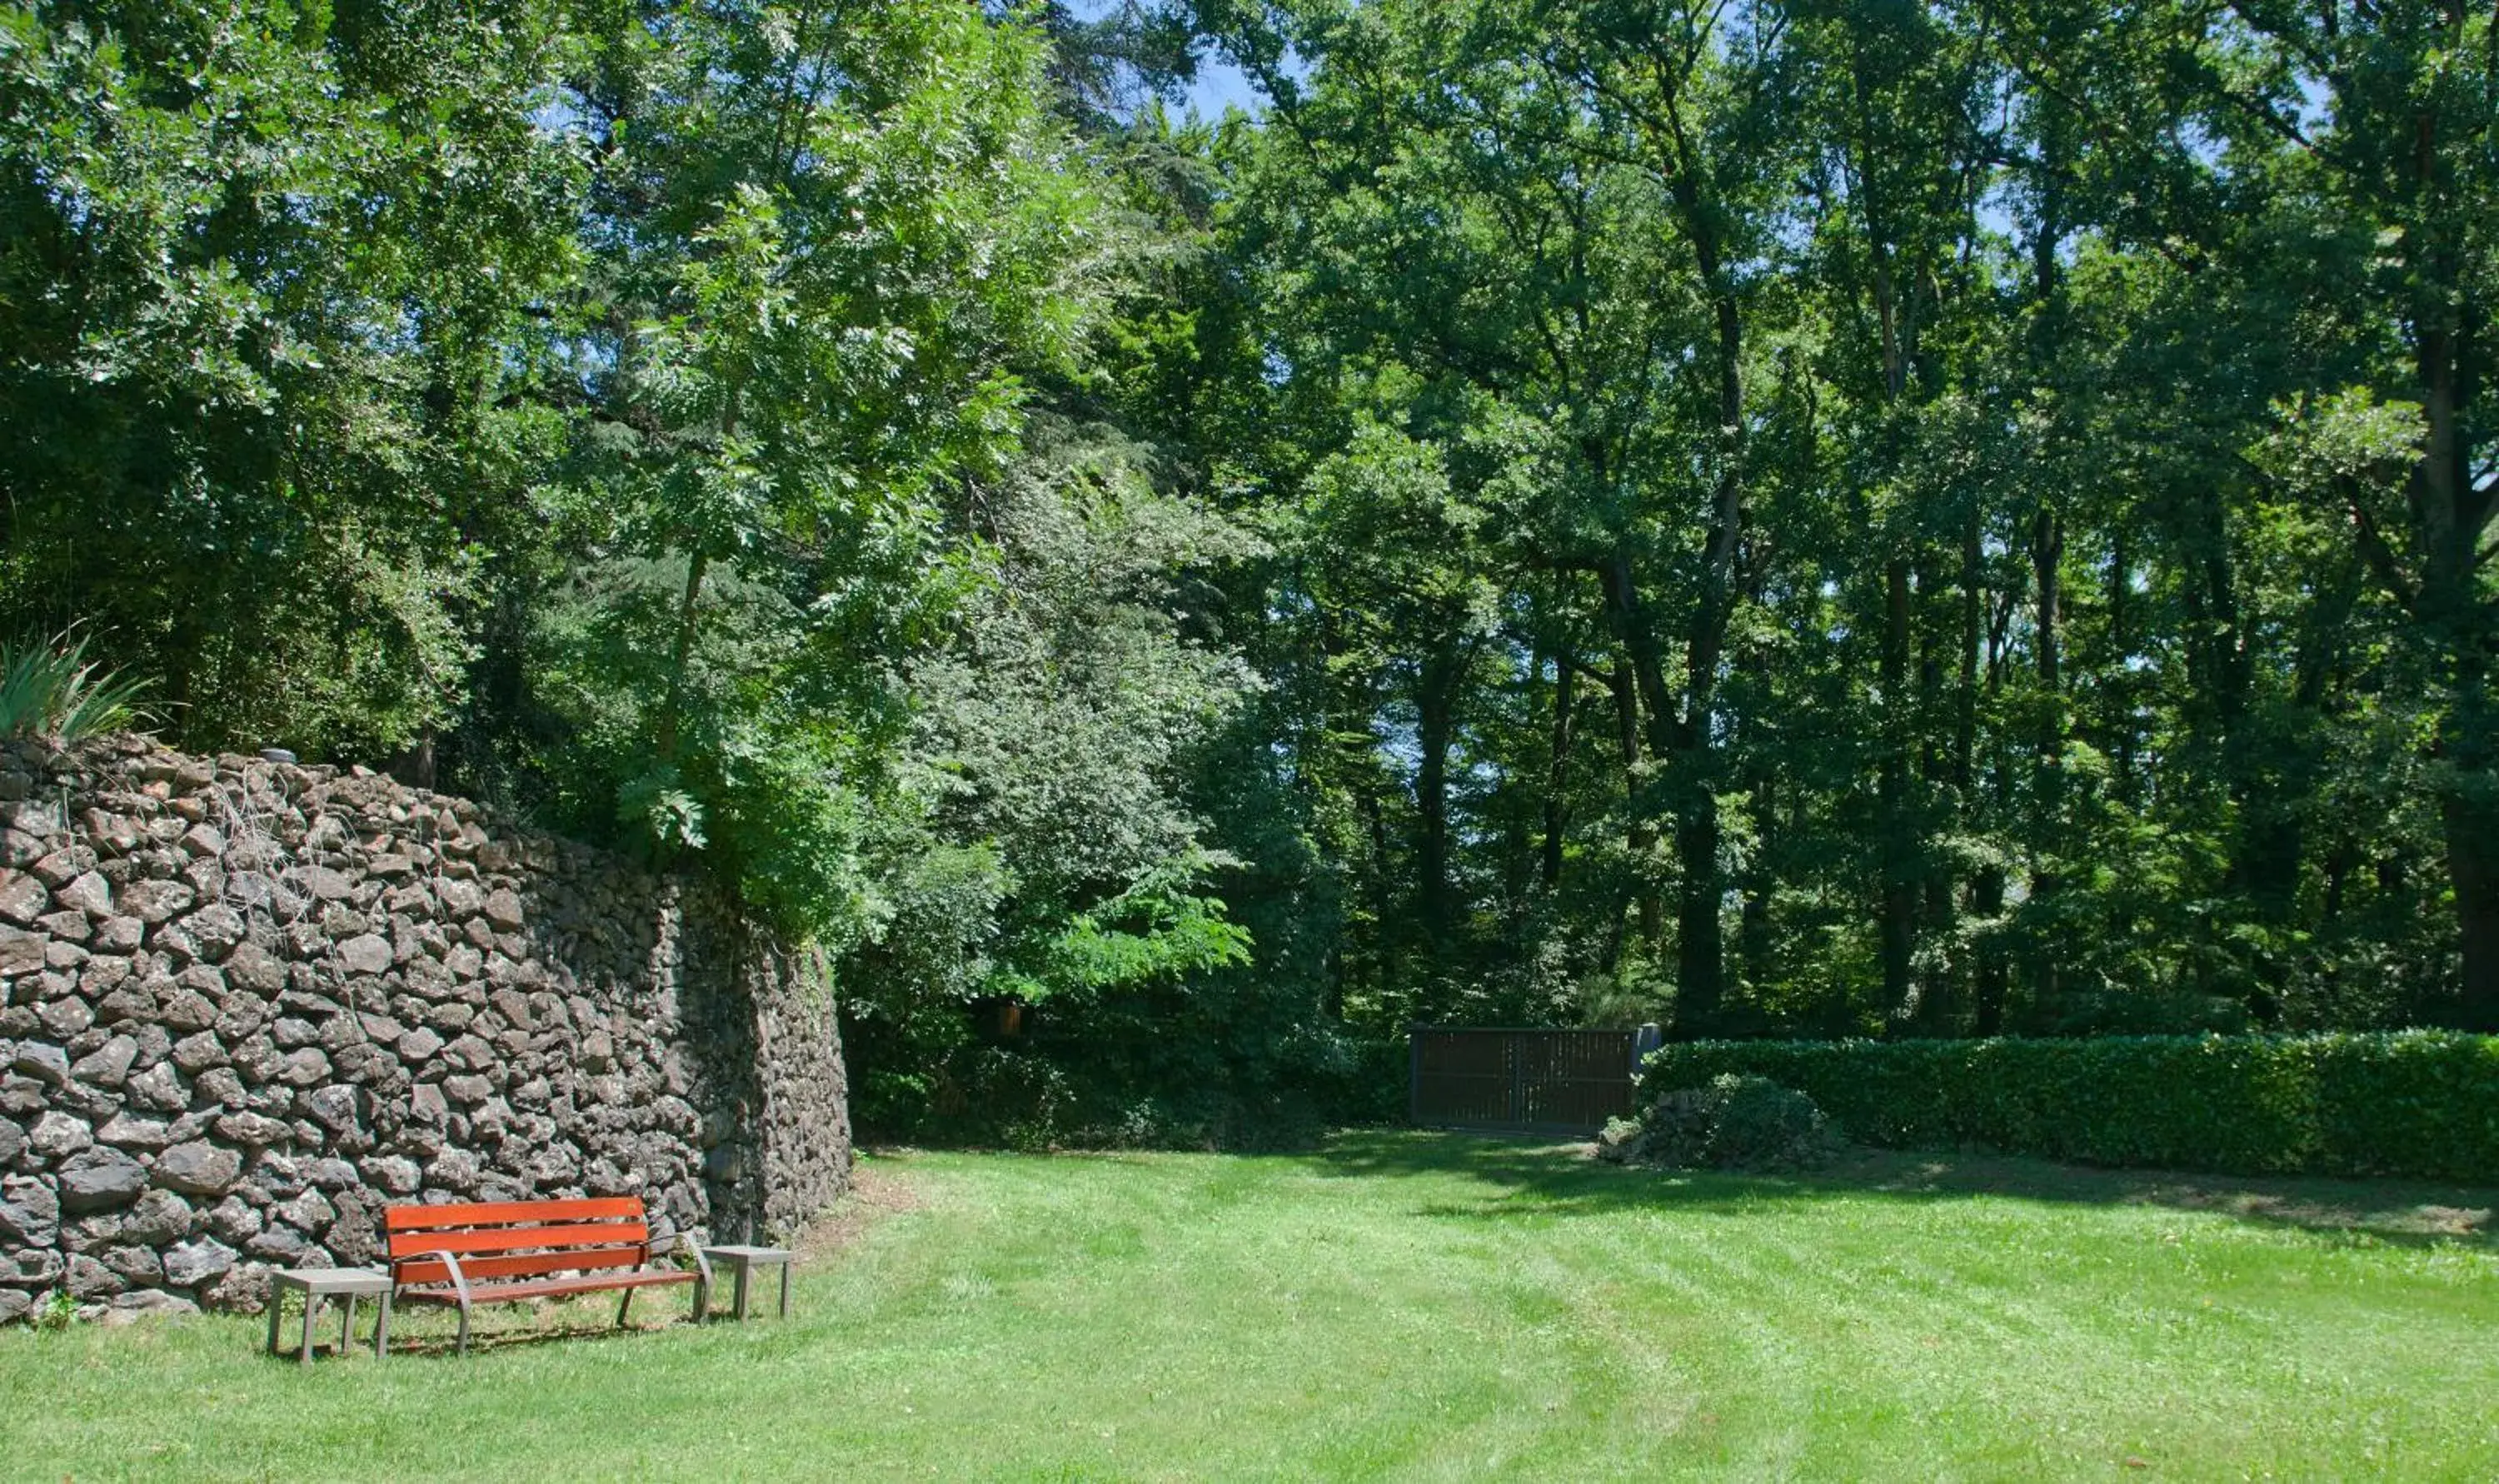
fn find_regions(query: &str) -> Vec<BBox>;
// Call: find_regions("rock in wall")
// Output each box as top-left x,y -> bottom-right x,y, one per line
0,737 -> 850,1323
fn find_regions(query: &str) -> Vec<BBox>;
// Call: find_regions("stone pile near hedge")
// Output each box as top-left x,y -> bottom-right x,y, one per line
0,737 -> 850,1323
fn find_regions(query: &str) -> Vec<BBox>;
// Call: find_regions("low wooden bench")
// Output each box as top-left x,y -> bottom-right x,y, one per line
383,1195 -> 711,1356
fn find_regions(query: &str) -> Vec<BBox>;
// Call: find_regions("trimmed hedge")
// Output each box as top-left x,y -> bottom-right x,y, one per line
1639,1032 -> 2499,1182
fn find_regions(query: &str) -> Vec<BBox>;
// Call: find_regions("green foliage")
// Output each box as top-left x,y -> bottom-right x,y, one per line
8,0 -> 2498,1134
0,631 -> 153,740
0,0 -> 576,759
1643,1033 -> 2499,1181
1600,1074 -> 1841,1172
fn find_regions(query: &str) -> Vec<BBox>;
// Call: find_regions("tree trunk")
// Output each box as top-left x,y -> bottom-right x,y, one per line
2028,502 -> 2065,1017
2439,631 -> 2499,1029
1606,657 -> 1665,946
1879,555 -> 1916,1022
2412,301 -> 2499,1028
1414,643 -> 1463,950
655,550 -> 711,766
1542,655 -> 1576,892
2107,525 -> 2135,797
1666,269 -> 1745,1038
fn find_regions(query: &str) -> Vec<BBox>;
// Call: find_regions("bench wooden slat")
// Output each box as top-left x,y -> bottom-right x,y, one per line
392,1245 -> 650,1287
395,1268 -> 696,1307
386,1220 -> 647,1260
386,1197 -> 646,1232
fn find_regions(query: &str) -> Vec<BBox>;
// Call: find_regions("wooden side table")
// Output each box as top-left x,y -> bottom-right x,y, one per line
701,1246 -> 794,1320
266,1267 -> 392,1362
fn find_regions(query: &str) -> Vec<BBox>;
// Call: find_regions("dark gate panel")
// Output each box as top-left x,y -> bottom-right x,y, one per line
1409,1027 -> 1645,1134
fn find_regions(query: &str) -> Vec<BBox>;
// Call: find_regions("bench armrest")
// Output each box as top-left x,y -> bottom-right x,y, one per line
410,1248 -> 473,1308
652,1230 -> 714,1291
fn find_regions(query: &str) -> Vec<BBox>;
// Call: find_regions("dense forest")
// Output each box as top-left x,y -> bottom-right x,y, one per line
2,0 -> 2492,1141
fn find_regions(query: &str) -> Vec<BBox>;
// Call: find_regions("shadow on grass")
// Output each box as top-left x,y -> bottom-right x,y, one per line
1304,1129 -> 2497,1250
336,1307 -> 713,1360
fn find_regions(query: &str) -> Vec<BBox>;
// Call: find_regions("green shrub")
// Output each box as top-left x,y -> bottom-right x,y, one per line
1599,1073 -> 1840,1172
1639,1033 -> 2499,1181
0,631 -> 154,740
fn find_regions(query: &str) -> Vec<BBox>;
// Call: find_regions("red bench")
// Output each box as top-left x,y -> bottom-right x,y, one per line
383,1195 -> 711,1355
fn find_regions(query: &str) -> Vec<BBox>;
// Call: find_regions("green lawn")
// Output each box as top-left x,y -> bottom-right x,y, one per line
5,1133 -> 2496,1481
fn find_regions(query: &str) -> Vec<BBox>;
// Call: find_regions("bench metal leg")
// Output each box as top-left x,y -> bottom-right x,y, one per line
456,1301 -> 471,1357
376,1291 -> 392,1358
779,1261 -> 790,1318
733,1262 -> 751,1321
616,1287 -> 636,1328
301,1294 -> 318,1364
342,1293 -> 356,1357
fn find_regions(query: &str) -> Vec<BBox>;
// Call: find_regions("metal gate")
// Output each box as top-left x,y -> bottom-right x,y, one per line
1408,1026 -> 1655,1134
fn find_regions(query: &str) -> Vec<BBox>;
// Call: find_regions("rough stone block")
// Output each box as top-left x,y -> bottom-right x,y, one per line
55,871 -> 113,919
481,889 -> 526,931
10,1041 -> 68,1088
193,1068 -> 247,1107
103,1289 -> 197,1323
57,1148 -> 148,1211
102,1244 -> 164,1284
223,940 -> 285,994
0,1175 -> 59,1245
26,849 -> 82,886
169,1033 -> 225,1076
0,927 -> 44,978
97,1113 -> 172,1150
120,879 -> 194,925
161,1236 -> 236,1287
78,954 -> 132,998
246,1223 -> 311,1263
35,997 -> 93,1040
67,1252 -> 123,1297
206,1197 -> 262,1245
275,1188 -> 335,1233
187,904 -> 246,959
119,1188 -> 194,1246
307,1158 -> 361,1192
302,866 -> 353,901
69,1034 -> 137,1087
124,1062 -> 187,1113
367,1156 -> 421,1195
425,1148 -> 482,1193
0,874 -> 47,927
152,1140 -> 243,1197
277,1048 -> 330,1088
304,1084 -> 363,1135
212,1111 -> 290,1148
336,934 -> 393,976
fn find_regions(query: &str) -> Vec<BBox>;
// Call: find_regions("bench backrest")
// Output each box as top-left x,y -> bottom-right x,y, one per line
385,1196 -> 652,1287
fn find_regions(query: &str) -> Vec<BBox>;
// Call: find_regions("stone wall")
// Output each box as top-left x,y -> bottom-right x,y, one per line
0,737 -> 850,1323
